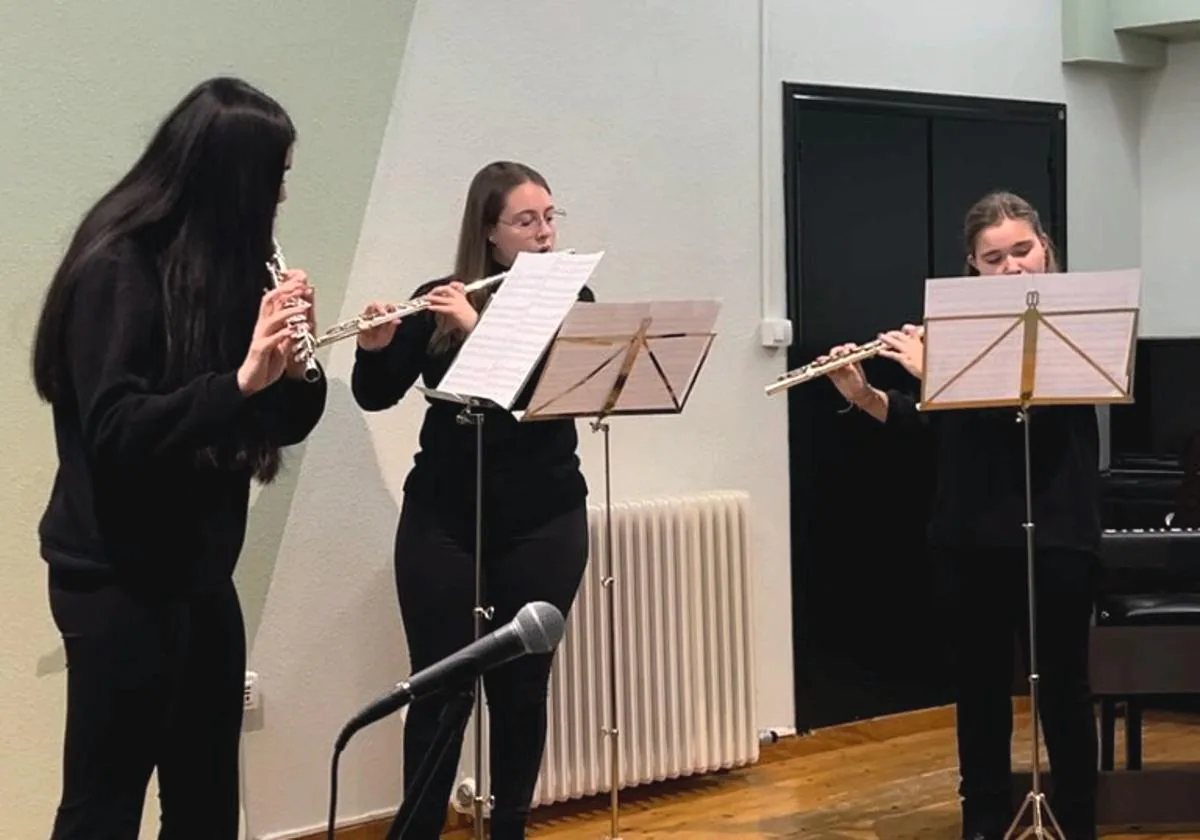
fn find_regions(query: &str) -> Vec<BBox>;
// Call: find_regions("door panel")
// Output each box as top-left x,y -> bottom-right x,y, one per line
785,92 -> 1066,731
788,105 -> 944,729
930,118 -> 1059,277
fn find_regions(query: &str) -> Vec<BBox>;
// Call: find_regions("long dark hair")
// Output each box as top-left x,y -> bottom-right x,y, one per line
428,160 -> 551,355
962,190 -> 1061,275
31,76 -> 296,481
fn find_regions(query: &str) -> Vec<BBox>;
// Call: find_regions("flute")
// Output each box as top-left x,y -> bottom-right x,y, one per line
267,239 -> 321,382
313,271 -> 506,349
764,325 -> 923,397
764,339 -> 886,396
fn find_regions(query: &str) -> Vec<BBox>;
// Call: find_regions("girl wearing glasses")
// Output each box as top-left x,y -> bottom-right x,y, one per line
350,161 -> 591,840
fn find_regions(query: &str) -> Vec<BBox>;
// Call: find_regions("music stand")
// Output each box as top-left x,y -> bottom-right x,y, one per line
519,298 -> 721,839
416,249 -> 605,838
919,268 -> 1141,840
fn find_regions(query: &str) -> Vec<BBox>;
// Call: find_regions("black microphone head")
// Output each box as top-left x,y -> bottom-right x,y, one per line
514,601 -> 565,654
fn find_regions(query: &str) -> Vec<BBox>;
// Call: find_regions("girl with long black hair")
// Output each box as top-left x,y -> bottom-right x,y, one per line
351,160 -> 591,839
31,76 -> 327,839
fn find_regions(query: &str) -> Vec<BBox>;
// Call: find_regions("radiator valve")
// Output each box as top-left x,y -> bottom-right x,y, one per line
758,727 -> 797,743
451,778 -> 476,814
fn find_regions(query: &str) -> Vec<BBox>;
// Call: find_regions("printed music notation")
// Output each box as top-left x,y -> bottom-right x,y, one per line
436,250 -> 605,409
920,269 -> 1142,409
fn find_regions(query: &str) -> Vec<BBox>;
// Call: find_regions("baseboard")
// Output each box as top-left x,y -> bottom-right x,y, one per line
261,806 -> 471,840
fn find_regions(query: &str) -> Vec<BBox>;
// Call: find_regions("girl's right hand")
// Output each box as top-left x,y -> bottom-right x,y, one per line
356,302 -> 401,351
819,343 -> 871,402
238,281 -> 312,395
877,323 -> 924,380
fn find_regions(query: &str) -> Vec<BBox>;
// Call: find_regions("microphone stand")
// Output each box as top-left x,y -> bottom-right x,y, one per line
457,405 -> 492,840
385,690 -> 476,840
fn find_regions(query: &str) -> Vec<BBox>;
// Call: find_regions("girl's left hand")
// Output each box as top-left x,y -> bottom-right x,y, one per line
426,281 -> 478,332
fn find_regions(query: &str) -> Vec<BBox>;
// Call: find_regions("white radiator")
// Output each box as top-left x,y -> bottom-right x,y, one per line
452,490 -> 759,811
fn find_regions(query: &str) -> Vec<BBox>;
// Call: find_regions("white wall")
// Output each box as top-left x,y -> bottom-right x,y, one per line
1141,41 -> 1200,337
239,1 -> 1146,836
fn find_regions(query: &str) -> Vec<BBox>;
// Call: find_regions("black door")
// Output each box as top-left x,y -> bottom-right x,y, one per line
784,86 -> 1067,731
930,117 -> 1065,277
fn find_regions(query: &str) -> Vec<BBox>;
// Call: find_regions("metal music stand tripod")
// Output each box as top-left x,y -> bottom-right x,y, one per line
520,297 -> 721,839
918,268 -> 1140,840
416,248 -> 607,837
410,392 -> 494,840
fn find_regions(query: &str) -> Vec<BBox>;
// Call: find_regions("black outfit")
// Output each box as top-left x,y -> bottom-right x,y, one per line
38,237 -> 327,839
351,273 -> 594,839
886,392 -> 1101,840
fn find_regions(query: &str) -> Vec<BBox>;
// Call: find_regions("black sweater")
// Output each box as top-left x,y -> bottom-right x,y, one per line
351,277 -> 593,537
885,391 -> 1102,554
37,238 -> 328,595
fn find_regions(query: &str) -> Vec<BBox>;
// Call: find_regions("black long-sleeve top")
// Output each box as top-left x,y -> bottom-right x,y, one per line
351,276 -> 594,538
885,391 -> 1102,553
37,238 -> 328,595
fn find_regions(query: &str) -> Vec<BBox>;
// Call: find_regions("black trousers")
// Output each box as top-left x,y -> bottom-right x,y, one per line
933,546 -> 1100,840
393,498 -> 589,840
47,574 -> 246,840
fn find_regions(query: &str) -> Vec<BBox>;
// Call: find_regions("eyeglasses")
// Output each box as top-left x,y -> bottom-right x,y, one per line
498,208 -> 566,233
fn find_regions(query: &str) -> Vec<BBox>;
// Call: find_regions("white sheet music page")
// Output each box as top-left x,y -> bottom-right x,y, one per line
436,250 -> 605,409
523,299 -> 720,418
921,269 -> 1140,408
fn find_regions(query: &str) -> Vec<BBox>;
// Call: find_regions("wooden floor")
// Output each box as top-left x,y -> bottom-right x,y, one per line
437,708 -> 1200,839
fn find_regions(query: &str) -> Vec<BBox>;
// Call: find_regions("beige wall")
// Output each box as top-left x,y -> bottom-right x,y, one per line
0,1 -> 413,836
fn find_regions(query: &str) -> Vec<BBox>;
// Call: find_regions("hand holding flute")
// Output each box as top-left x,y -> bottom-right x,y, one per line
802,325 -> 921,420
876,324 -> 924,379
354,301 -> 404,351
817,324 -> 924,407
353,281 -> 482,351
320,272 -> 506,351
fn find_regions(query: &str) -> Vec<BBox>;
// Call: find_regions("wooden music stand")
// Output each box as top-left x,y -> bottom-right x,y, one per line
919,268 -> 1141,840
517,298 -> 721,840
520,299 -> 719,422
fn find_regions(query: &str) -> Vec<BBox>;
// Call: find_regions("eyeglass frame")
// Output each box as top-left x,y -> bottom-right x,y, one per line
497,207 -> 567,233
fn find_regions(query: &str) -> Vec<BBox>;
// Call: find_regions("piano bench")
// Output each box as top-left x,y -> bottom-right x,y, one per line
1093,593 -> 1200,772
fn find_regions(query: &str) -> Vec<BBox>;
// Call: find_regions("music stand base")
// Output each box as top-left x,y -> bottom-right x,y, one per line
1004,790 -> 1067,840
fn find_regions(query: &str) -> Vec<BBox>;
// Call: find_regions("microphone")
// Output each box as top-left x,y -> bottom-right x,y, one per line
333,601 -> 565,753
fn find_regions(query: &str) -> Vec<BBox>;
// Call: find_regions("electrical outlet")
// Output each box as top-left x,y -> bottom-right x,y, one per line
760,317 -> 793,348
244,671 -> 260,712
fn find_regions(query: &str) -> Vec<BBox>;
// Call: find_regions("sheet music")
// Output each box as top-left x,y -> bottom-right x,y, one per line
921,269 -> 1140,407
522,299 -> 720,418
436,250 -> 605,409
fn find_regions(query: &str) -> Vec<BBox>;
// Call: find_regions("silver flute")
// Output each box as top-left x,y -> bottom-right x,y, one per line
266,239 -> 321,382
312,271 -> 506,349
